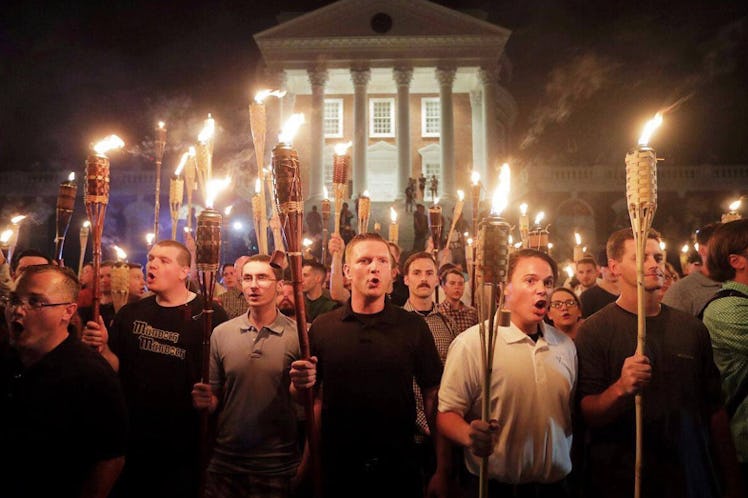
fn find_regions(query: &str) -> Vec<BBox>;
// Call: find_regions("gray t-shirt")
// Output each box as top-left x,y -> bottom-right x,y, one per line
661,271 -> 721,316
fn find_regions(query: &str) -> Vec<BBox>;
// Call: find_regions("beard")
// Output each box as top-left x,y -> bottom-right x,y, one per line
278,300 -> 296,316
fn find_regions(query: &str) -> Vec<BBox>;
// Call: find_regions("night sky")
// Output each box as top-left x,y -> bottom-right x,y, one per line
2,0 -> 747,175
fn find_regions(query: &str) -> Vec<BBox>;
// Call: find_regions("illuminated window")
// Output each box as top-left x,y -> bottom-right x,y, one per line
324,99 -> 343,138
369,98 -> 395,137
421,97 -> 440,137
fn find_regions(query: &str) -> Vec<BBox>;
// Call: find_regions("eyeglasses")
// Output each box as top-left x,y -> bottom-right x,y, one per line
549,299 -> 578,309
1,294 -> 73,312
241,274 -> 278,286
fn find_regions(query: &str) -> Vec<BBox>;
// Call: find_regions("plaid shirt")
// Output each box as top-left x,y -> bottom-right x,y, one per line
404,300 -> 458,440
437,300 -> 479,333
217,287 -> 248,319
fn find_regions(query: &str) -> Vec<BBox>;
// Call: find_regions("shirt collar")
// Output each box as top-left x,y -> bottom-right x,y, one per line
499,318 -> 557,345
238,310 -> 285,336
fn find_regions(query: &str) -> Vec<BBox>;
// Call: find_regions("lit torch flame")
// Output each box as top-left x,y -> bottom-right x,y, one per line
83,220 -> 91,229
254,89 -> 287,104
303,238 -> 312,248
471,171 -> 480,186
334,141 -> 353,156
146,233 -> 155,245
11,215 -> 26,225
457,190 -> 465,202
279,113 -> 305,144
198,114 -> 215,144
681,244 -> 690,253
729,199 -> 741,211
390,207 -> 398,223
205,176 -> 231,209
490,163 -> 511,216
323,186 -> 329,200
564,265 -> 574,279
363,190 -> 370,198
520,203 -> 528,216
638,112 -> 663,146
1,229 -> 13,244
174,152 -> 190,176
224,205 -> 233,216
255,178 -> 261,194
157,121 -> 165,130
534,212 -> 545,226
575,232 -> 582,245
68,172 -> 75,182
93,135 -> 125,155
113,245 -> 127,261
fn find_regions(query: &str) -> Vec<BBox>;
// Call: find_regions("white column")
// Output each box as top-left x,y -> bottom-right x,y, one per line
393,67 -> 413,201
479,65 -> 500,187
469,89 -> 486,182
350,67 -> 371,198
436,66 -> 456,199
307,66 -> 328,200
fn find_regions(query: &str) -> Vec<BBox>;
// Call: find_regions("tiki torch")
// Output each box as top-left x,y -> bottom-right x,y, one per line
527,212 -> 550,253
722,199 -> 742,223
7,215 -> 27,266
358,190 -> 371,235
111,246 -> 129,313
54,172 -> 77,266
519,203 -> 529,248
625,112 -> 661,498
429,198 -> 443,303
333,141 -> 352,234
85,135 -> 124,323
170,152 -> 188,240
250,90 -> 284,254
321,187 -> 331,264
0,229 -> 13,265
271,113 -> 321,498
153,121 -> 167,241
185,147 -> 197,233
388,206 -> 399,245
475,164 -> 512,498
195,114 -> 215,203
195,176 -> 229,493
446,189 -> 465,247
78,221 -> 90,278
573,232 -> 584,262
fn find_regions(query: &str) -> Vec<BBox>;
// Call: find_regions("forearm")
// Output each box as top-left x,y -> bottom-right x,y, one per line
580,381 -> 630,427
99,345 -> 120,373
79,456 -> 125,498
436,411 -> 471,448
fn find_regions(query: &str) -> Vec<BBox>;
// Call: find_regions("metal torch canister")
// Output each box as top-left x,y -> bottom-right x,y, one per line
55,179 -> 78,262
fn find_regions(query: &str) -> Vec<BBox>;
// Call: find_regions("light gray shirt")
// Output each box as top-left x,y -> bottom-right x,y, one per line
661,270 -> 721,316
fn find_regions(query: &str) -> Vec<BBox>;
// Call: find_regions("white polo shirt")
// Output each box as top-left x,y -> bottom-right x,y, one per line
438,318 -> 577,484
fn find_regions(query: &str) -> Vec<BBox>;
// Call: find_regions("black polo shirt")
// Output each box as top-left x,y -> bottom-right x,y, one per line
309,299 -> 442,458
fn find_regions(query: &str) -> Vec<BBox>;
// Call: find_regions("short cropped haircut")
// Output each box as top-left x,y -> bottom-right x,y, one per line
303,261 -> 327,277
221,263 -> 234,273
153,240 -> 191,267
101,260 -> 116,268
344,233 -> 394,268
706,219 -> 748,282
606,228 -> 661,262
19,264 -> 80,302
403,251 -> 436,275
576,257 -> 597,269
127,262 -> 143,270
244,254 -> 283,281
11,249 -> 52,273
695,223 -> 722,246
440,267 -> 465,286
507,249 -> 558,285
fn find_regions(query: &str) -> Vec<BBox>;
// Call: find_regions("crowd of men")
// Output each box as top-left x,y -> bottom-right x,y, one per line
0,217 -> 746,498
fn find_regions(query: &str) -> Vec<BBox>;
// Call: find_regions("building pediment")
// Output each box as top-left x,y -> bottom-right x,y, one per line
255,0 -> 510,67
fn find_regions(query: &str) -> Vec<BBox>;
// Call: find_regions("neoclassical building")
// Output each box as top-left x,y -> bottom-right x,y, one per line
253,0 -> 517,202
